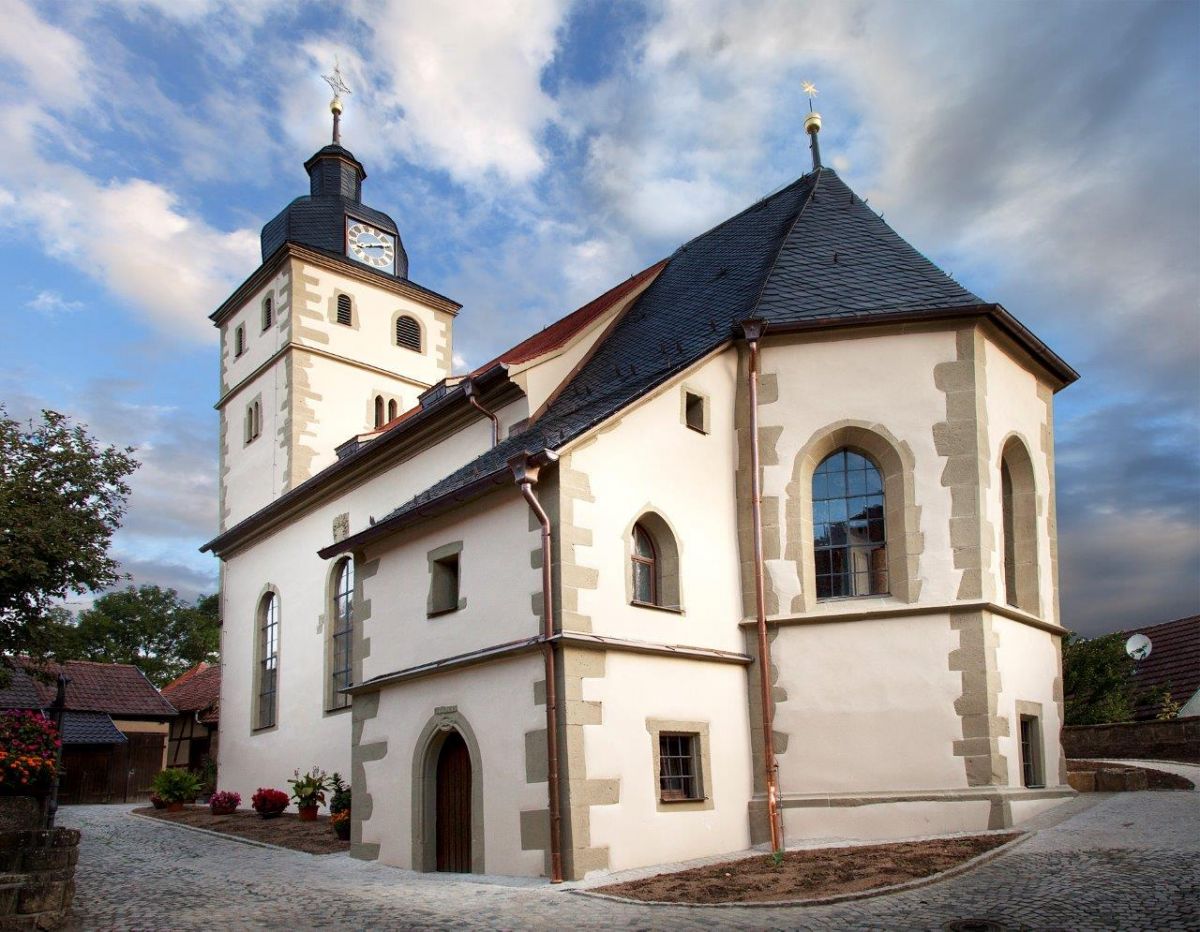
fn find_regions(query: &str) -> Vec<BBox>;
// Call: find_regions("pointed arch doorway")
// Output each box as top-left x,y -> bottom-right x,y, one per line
435,731 -> 471,872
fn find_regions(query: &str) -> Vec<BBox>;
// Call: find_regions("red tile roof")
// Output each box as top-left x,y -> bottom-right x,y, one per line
1127,615 -> 1200,719
365,260 -> 667,438
161,663 -> 221,725
21,659 -> 176,718
471,260 -> 668,374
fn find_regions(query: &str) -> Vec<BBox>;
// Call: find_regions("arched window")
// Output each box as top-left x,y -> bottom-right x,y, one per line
632,523 -> 657,605
245,400 -> 261,444
329,559 -> 354,710
374,395 -> 384,429
630,513 -> 682,609
812,449 -> 888,599
387,399 -> 398,421
396,315 -> 422,351
262,295 -> 273,330
1000,438 -> 1039,613
234,324 -> 245,357
256,592 -> 279,729
337,294 -> 353,326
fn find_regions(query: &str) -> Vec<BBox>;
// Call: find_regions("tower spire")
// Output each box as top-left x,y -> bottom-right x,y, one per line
802,81 -> 822,171
322,58 -> 352,145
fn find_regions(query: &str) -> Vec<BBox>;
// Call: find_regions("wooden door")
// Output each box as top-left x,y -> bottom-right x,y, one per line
124,733 -> 166,802
435,732 -> 471,872
59,746 -> 116,804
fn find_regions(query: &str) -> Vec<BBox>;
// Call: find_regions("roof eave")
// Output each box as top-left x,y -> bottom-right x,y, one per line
200,363 -> 512,557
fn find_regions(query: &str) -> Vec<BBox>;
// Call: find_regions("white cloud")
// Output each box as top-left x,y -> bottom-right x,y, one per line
27,291 -> 83,315
339,0 -> 568,185
0,0 -> 93,110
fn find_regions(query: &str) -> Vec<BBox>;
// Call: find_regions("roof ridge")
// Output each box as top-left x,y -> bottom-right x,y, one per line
746,167 -> 826,320
669,171 -> 817,258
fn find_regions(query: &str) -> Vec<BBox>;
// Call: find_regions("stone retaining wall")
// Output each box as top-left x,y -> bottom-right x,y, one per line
1062,716 -> 1200,763
0,798 -> 78,931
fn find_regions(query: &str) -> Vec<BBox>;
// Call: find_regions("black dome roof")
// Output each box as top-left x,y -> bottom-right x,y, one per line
260,144 -> 409,279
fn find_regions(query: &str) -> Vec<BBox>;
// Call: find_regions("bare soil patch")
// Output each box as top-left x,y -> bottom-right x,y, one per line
595,833 -> 1019,904
132,806 -> 349,855
1066,759 -> 1194,790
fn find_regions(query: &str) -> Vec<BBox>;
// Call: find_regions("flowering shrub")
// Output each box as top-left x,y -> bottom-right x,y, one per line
251,787 -> 289,816
209,790 -> 241,812
0,710 -> 60,795
330,809 -> 350,827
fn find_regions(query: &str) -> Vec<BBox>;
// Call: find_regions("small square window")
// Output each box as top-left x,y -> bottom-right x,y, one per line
684,391 -> 706,433
658,733 -> 702,801
429,552 -> 460,616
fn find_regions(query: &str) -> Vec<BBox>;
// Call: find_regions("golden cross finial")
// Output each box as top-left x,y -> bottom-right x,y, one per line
322,57 -> 352,145
802,81 -> 818,112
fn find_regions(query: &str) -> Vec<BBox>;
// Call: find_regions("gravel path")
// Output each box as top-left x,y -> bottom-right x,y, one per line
61,769 -> 1200,931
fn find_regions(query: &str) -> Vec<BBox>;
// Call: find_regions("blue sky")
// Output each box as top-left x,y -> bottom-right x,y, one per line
1,0 -> 1196,636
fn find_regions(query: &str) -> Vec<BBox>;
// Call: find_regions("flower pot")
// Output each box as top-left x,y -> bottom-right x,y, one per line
297,804 -> 319,822
333,820 -> 351,840
210,805 -> 237,816
149,795 -> 166,810
166,801 -> 184,813
258,809 -> 283,819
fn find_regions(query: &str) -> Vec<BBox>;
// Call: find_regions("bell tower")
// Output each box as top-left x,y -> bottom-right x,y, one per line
211,65 -> 461,532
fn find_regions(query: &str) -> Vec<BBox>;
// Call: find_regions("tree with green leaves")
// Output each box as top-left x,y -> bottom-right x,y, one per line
59,585 -> 219,687
0,408 -> 138,673
1062,631 -> 1137,725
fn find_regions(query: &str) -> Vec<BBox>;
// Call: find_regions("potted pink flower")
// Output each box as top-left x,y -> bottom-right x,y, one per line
209,790 -> 241,816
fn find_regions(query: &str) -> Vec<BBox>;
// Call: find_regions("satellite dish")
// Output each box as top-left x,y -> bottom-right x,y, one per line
1125,633 -> 1152,661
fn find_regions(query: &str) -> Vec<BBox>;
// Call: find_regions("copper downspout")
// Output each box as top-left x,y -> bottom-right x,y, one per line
463,379 -> 500,448
508,451 -> 564,883
741,318 -> 785,855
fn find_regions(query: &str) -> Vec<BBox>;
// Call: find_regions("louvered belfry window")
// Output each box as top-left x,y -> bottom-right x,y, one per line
337,294 -> 352,326
395,315 -> 421,351
262,296 -> 273,330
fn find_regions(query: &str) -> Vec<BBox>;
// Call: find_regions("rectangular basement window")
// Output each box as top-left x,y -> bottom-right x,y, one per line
428,552 -> 460,616
658,733 -> 703,802
684,391 -> 706,434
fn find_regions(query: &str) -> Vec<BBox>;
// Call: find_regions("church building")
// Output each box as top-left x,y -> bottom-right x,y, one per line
202,92 -> 1078,880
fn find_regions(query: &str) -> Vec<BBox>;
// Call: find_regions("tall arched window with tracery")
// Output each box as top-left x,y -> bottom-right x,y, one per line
256,592 -> 280,729
812,449 -> 888,599
329,558 -> 354,710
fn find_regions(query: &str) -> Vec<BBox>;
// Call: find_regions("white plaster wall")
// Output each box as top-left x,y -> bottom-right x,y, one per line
290,352 -> 427,484
220,269 -> 290,396
218,400 -> 527,802
584,652 -> 754,872
360,492 -> 542,679
786,799 -> 995,842
762,330 -> 961,612
222,363 -> 287,530
356,654 -> 546,876
293,260 -> 452,389
982,336 -> 1058,621
992,614 -> 1065,789
772,614 -> 969,794
566,350 -> 746,653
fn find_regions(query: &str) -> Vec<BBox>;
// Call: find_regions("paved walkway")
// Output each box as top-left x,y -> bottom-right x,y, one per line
62,772 -> 1199,931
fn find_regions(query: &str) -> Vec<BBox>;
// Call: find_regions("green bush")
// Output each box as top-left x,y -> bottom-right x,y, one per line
151,768 -> 202,803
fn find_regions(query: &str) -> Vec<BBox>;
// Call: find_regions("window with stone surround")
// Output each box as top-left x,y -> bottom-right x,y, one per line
629,512 -> 681,610
427,542 -> 465,617
336,294 -> 353,326
261,295 -> 273,330
396,314 -> 422,352
327,558 -> 354,711
812,449 -> 888,599
646,718 -> 713,811
234,324 -> 245,357
254,591 -> 280,730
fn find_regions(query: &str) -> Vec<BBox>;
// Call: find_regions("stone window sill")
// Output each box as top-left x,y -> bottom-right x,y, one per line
631,600 -> 684,615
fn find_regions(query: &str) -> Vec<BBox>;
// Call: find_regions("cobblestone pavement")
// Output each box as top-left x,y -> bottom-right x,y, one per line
62,774 -> 1199,931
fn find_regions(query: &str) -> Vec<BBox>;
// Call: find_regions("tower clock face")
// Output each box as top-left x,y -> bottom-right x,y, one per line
345,219 -> 396,273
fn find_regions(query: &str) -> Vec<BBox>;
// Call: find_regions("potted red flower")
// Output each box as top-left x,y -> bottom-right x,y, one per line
209,790 -> 241,816
251,787 -> 289,819
0,710 -> 60,799
288,766 -> 329,822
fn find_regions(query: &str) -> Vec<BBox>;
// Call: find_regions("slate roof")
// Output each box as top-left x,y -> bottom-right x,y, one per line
21,660 -> 176,719
328,166 -> 1030,555
60,711 -> 127,745
1127,615 -> 1200,719
162,663 -> 221,726
0,662 -> 44,710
